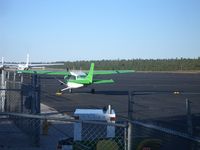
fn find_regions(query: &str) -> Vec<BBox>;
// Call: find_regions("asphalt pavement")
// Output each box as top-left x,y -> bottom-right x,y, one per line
40,72 -> 200,118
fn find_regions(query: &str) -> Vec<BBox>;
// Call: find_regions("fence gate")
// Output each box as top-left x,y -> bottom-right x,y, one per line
0,70 -> 41,146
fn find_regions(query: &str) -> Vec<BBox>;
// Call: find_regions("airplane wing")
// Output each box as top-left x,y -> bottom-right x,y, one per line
3,63 -> 18,67
29,63 -> 64,67
93,79 -> 114,84
17,70 -> 70,76
89,70 -> 135,75
17,69 -> 134,75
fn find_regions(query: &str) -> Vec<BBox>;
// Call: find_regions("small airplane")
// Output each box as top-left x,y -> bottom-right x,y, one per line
0,57 -> 15,70
17,63 -> 134,94
17,54 -> 64,70
1,54 -> 64,70
57,63 -> 116,93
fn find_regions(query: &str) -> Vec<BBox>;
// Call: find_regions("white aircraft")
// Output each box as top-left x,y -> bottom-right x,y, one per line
0,57 -> 14,70
0,57 -> 4,69
17,54 -> 64,70
1,54 -> 64,70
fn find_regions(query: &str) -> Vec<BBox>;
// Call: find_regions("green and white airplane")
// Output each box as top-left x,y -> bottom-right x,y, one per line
17,63 -> 134,94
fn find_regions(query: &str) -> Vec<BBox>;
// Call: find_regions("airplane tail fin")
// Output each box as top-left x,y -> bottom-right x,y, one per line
86,63 -> 94,83
26,54 -> 29,66
2,57 -> 4,66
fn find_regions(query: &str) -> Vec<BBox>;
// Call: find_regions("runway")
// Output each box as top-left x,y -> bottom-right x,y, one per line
40,72 -> 200,118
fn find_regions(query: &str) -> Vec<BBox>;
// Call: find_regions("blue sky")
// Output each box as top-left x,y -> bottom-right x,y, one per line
0,0 -> 200,62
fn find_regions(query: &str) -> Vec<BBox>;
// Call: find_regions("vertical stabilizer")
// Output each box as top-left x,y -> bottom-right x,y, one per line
1,57 -> 4,66
26,54 -> 29,67
86,63 -> 94,83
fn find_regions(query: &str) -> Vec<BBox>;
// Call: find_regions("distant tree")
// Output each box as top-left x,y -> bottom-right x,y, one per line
49,58 -> 200,71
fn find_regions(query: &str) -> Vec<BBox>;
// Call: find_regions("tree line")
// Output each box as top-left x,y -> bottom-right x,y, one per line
53,58 -> 200,71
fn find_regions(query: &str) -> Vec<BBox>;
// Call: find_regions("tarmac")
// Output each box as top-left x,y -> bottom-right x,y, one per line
40,72 -> 200,133
40,72 -> 200,117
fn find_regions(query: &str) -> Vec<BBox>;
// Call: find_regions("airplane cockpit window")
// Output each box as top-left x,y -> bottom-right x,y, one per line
77,75 -> 86,79
69,75 -> 76,80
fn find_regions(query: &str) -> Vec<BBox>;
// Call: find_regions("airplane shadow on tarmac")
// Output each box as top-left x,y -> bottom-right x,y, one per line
90,90 -> 129,95
72,90 -> 173,96
66,90 -> 129,95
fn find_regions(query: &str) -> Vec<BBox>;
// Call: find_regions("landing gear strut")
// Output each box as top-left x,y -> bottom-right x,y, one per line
69,89 -> 72,93
91,88 -> 95,94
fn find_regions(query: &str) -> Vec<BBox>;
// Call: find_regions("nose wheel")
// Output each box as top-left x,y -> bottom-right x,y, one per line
56,90 -> 62,96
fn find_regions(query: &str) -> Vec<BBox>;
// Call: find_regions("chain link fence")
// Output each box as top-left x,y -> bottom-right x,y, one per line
0,70 -> 127,149
1,70 -> 200,149
126,91 -> 200,150
130,120 -> 200,150
72,120 -> 126,150
0,112 -> 127,150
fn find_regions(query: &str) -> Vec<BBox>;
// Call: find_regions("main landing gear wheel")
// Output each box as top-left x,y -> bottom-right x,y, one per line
91,88 -> 95,94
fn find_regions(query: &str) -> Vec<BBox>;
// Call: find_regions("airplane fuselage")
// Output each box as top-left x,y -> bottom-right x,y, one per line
67,82 -> 84,89
17,64 -> 29,70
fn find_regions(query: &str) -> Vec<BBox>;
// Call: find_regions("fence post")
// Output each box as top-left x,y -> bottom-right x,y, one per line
7,71 -> 10,80
186,98 -> 193,135
20,74 -> 23,83
1,70 -> 6,112
13,72 -> 16,82
31,73 -> 40,146
128,90 -> 133,150
36,75 -> 40,114
31,73 -> 40,114
13,72 -> 16,88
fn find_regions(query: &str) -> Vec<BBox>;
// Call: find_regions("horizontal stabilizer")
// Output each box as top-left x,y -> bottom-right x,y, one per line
93,79 -> 114,84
